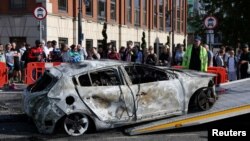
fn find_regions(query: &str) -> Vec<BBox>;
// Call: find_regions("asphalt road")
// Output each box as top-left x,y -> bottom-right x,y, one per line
0,92 -> 249,141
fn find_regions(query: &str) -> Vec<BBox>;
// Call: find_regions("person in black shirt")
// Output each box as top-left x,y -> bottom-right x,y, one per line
159,46 -> 171,66
145,46 -> 157,65
239,43 -> 250,79
11,42 -> 22,82
189,44 -> 201,71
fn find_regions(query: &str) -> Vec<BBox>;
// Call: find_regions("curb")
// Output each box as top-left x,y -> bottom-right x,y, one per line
0,114 -> 29,123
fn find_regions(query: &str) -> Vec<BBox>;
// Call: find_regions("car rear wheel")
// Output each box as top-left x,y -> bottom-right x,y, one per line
63,113 -> 89,136
196,88 -> 216,111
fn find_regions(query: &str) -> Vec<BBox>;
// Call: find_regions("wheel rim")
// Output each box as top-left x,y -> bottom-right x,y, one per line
64,114 -> 89,136
197,88 -> 214,110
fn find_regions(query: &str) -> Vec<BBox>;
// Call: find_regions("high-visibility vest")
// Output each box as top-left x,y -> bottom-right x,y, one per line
182,44 -> 208,72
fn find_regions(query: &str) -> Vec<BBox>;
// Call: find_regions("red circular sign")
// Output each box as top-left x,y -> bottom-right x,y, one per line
204,16 -> 218,29
33,6 -> 47,20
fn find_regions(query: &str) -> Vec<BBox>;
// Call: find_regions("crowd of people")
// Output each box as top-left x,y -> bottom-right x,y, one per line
0,37 -> 250,84
182,36 -> 250,81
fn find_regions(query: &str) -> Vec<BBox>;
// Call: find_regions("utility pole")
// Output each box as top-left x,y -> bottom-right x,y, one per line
171,0 -> 175,55
78,0 -> 83,45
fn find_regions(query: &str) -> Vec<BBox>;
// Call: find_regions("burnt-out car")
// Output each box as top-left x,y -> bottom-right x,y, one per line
23,60 -> 217,136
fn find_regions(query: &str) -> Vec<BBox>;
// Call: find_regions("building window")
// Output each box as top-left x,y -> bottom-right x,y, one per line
176,0 -> 182,33
98,0 -> 106,20
97,40 -> 103,48
143,0 -> 147,26
182,0 -> 185,33
153,0 -> 157,28
127,0 -> 132,23
58,37 -> 68,48
110,0 -> 116,20
165,0 -> 171,31
9,37 -> 26,48
85,0 -> 93,16
111,40 -> 116,48
134,0 -> 140,26
159,0 -> 164,30
10,0 -> 26,9
86,39 -> 93,52
58,0 -> 67,11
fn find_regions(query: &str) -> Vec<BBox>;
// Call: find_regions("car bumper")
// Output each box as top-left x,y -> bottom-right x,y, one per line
23,89 -> 65,134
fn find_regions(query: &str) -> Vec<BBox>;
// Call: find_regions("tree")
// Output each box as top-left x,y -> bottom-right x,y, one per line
203,0 -> 250,45
141,31 -> 146,50
102,22 -> 108,57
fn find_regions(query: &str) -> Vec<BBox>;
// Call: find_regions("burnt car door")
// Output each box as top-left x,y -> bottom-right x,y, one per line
75,67 -> 135,122
123,65 -> 184,120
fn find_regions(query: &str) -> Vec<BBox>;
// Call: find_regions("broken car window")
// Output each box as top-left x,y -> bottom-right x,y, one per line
30,72 -> 55,92
125,66 -> 169,84
90,69 -> 121,86
78,74 -> 91,86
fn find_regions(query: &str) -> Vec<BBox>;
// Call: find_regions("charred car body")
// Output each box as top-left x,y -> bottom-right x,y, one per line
23,60 -> 217,136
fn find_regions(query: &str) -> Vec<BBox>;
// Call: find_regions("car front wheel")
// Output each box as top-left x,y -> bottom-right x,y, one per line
196,88 -> 216,111
63,113 -> 89,136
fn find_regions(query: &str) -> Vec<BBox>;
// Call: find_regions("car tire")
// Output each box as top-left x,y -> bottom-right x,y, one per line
196,88 -> 215,111
63,113 -> 89,136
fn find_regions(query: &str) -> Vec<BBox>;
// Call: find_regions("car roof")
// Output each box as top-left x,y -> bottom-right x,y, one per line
52,59 -> 130,76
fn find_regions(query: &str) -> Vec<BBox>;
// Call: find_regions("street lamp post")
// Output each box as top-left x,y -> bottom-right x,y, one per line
78,0 -> 83,45
171,0 -> 175,55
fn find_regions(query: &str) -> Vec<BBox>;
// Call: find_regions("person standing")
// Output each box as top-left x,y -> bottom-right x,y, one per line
174,44 -> 185,65
119,46 -> 126,61
27,40 -> 46,63
134,46 -> 143,63
215,50 -> 225,67
108,46 -> 120,60
0,44 -> 6,63
182,36 -> 208,72
145,46 -> 157,65
41,40 -> 49,61
236,48 -> 242,79
5,43 -> 14,82
226,49 -> 237,81
21,43 -> 31,68
70,44 -> 84,62
124,41 -> 134,62
61,44 -> 71,62
11,42 -> 22,82
204,44 -> 213,67
159,46 -> 171,66
239,43 -> 250,79
49,40 -> 62,62
77,44 -> 88,62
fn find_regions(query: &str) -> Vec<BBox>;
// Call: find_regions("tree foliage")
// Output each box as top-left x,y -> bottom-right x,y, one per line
102,22 -> 108,57
141,31 -> 146,50
203,0 -> 250,45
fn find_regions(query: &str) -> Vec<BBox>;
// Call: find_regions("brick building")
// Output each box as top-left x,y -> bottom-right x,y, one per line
0,0 -> 187,52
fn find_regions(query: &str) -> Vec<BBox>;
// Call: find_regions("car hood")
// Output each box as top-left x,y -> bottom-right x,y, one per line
159,67 -> 216,78
178,69 -> 216,77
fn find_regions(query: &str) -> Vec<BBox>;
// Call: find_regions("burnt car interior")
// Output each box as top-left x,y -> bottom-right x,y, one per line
29,71 -> 55,92
124,65 -> 169,84
78,69 -> 122,87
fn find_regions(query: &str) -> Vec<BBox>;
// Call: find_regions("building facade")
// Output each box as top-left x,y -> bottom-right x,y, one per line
0,0 -> 187,52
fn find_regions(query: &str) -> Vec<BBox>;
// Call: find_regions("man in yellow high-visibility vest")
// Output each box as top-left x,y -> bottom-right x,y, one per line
182,36 -> 208,72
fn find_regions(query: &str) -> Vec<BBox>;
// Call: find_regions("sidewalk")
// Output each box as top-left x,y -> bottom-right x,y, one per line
0,84 -> 25,117
0,83 -> 26,94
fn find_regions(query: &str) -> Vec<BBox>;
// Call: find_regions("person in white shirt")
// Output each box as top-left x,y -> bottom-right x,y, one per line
41,40 -> 49,60
19,42 -> 26,57
226,49 -> 237,81
216,50 -> 224,67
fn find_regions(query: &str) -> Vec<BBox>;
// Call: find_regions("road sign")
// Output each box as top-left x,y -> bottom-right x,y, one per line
204,16 -> 218,29
33,6 -> 47,20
